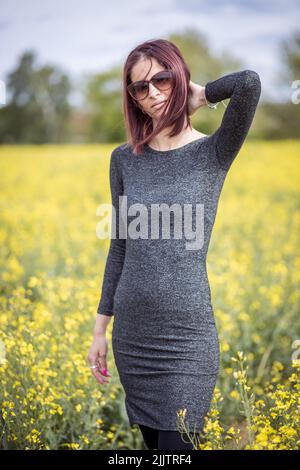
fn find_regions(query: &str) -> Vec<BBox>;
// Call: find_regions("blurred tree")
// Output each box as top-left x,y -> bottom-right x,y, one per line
170,28 -> 242,82
1,29 -> 299,143
279,29 -> 300,84
259,29 -> 300,139
0,50 -> 71,143
84,67 -> 124,142
168,29 -> 244,136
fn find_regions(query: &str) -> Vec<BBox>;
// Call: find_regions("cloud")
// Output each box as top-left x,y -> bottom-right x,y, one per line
0,0 -> 298,101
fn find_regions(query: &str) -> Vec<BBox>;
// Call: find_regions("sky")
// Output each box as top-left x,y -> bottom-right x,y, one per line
0,0 -> 299,105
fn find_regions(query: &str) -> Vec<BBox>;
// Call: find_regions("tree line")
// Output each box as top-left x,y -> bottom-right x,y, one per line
0,29 -> 299,144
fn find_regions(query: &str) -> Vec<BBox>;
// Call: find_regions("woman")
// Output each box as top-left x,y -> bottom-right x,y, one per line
87,38 -> 261,450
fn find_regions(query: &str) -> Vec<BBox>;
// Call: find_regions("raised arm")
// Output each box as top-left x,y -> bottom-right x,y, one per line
97,148 -> 126,316
204,69 -> 261,171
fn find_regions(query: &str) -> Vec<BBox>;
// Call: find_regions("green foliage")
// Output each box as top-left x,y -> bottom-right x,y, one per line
0,29 -> 300,144
0,51 -> 72,143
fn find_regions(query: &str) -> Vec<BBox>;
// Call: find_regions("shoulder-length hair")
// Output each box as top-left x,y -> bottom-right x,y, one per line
123,38 -> 192,155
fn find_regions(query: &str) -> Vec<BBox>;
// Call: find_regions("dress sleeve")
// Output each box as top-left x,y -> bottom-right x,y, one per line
97,148 -> 126,316
204,69 -> 262,171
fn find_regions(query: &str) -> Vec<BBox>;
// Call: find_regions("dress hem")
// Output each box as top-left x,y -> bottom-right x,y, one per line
128,418 -> 205,433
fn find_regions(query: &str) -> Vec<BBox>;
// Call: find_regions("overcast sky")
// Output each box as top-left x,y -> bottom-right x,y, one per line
1,0 -> 299,104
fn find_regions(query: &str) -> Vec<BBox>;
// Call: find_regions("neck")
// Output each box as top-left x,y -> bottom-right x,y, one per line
150,114 -> 192,150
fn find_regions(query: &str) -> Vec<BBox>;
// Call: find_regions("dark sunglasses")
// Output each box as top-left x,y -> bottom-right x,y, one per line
127,70 -> 175,101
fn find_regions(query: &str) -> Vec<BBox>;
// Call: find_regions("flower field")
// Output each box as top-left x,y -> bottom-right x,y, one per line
0,141 -> 299,450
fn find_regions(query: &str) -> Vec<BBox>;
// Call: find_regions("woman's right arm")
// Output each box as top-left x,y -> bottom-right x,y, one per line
87,147 -> 126,384
97,147 -> 126,317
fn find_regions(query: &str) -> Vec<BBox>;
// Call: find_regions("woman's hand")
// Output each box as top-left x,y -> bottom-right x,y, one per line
87,332 -> 112,385
188,80 -> 208,116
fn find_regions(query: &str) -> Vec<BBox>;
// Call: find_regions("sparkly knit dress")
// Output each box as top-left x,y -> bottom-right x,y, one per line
97,69 -> 261,432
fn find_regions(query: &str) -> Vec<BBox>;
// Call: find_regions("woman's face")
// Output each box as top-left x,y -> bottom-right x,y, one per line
130,57 -> 172,120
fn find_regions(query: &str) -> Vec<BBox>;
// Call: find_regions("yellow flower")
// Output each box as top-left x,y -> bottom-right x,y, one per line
177,408 -> 187,418
80,435 -> 89,445
229,390 -> 240,400
28,276 -> 40,288
237,351 -> 244,361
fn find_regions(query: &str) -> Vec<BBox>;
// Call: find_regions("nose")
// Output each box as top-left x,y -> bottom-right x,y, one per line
148,82 -> 161,98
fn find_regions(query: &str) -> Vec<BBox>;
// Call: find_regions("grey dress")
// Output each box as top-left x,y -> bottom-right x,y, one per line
97,69 -> 261,432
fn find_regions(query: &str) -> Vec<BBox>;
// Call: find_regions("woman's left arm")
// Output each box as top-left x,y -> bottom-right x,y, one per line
204,69 -> 262,171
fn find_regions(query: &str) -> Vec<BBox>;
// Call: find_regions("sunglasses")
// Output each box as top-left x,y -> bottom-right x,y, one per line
127,70 -> 174,101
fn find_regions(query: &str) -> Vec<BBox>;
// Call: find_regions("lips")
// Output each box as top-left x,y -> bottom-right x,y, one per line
152,101 -> 166,108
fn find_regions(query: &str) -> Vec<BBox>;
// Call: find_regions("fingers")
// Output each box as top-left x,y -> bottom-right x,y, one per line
87,353 -> 112,385
98,353 -> 113,378
89,361 -> 110,385
92,366 -> 110,385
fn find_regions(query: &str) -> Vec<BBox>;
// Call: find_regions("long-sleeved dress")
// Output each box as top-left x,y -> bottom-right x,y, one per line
97,69 -> 261,432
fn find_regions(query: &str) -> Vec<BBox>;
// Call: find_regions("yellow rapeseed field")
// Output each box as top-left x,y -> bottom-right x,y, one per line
0,141 -> 299,450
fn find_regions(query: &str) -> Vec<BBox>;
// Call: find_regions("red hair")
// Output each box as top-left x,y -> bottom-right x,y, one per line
123,38 -> 192,155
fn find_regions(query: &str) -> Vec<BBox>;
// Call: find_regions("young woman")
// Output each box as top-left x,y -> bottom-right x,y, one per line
88,38 -> 261,450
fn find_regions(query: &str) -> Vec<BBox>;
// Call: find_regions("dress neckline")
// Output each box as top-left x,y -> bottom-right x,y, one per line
144,135 -> 209,155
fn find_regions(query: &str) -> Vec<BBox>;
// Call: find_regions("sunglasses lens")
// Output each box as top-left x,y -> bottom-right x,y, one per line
129,83 -> 148,100
152,71 -> 173,90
